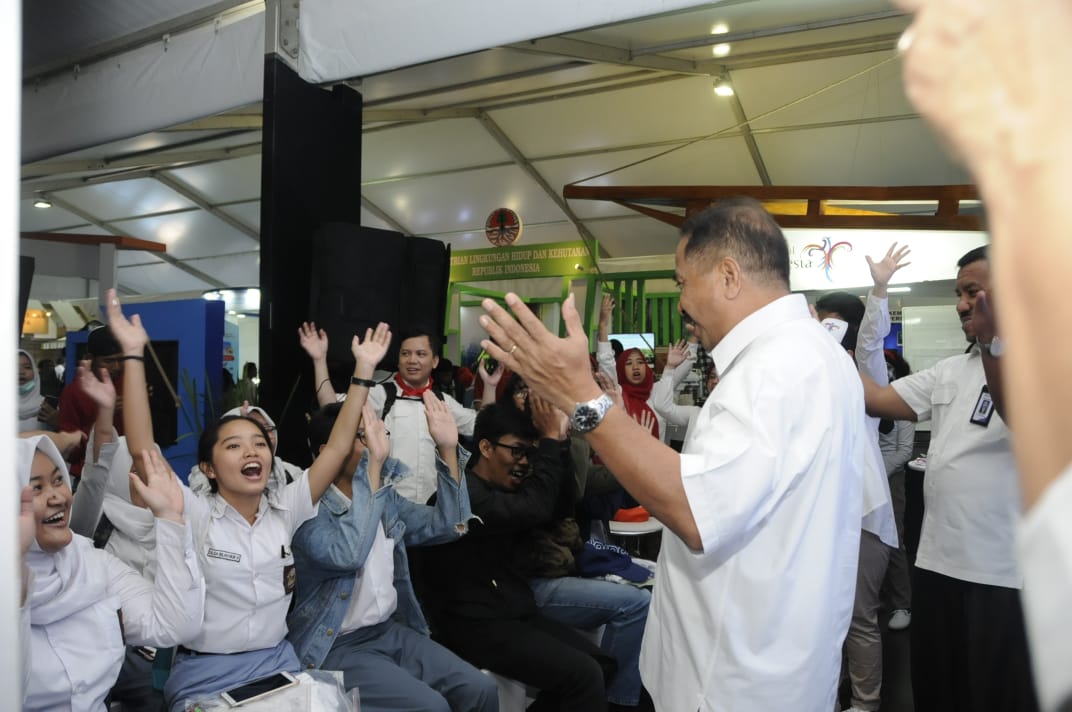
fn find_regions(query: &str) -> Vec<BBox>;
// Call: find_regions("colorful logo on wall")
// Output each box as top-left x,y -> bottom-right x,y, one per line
802,237 -> 853,282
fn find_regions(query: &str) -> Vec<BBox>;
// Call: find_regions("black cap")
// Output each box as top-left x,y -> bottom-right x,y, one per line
87,325 -> 122,358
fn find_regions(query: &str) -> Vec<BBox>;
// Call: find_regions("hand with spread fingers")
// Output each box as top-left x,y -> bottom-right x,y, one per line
480,293 -> 601,415
665,340 -> 692,371
104,289 -> 149,356
866,243 -> 912,298
298,321 -> 329,362
129,448 -> 184,524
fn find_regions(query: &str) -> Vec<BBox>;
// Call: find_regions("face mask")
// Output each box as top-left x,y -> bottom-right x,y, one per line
19,380 -> 36,395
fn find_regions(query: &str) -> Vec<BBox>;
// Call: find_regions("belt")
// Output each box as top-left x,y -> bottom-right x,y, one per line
176,645 -> 212,657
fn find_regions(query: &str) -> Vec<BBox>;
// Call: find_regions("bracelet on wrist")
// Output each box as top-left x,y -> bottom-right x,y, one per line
350,376 -> 378,388
119,354 -> 145,362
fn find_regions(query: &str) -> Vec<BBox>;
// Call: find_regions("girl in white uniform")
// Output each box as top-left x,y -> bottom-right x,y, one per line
16,433 -> 205,712
106,289 -> 391,711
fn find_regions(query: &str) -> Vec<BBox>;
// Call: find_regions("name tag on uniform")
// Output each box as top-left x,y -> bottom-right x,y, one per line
207,548 -> 242,563
970,385 -> 995,427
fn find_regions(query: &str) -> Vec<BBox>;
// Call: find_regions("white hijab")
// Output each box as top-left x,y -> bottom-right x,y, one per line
18,350 -> 44,426
18,435 -> 109,626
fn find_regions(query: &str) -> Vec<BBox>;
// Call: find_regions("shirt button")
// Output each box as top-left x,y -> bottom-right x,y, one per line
325,628 -> 334,636
340,593 -> 349,600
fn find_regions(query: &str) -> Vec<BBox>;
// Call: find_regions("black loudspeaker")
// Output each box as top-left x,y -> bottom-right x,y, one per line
19,256 -> 35,334
309,223 -> 451,371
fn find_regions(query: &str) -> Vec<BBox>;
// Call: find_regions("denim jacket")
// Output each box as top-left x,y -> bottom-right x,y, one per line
287,447 -> 472,670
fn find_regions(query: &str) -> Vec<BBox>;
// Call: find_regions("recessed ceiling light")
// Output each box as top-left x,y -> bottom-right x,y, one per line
713,76 -> 734,97
888,286 -> 912,293
33,198 -> 52,209
711,22 -> 729,35
712,43 -> 731,57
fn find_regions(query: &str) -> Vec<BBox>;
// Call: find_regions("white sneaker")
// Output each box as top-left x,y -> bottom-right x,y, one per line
888,609 -> 912,630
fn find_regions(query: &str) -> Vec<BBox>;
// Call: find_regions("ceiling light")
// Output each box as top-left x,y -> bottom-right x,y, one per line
713,76 -> 734,97
33,197 -> 52,209
712,43 -> 731,57
888,286 -> 912,293
710,22 -> 728,35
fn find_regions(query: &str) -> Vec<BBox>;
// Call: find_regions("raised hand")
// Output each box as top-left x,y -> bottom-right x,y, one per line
78,364 -> 116,409
129,448 -> 184,523
530,394 -> 569,441
600,295 -> 615,323
969,290 -> 999,347
634,410 -> 656,437
423,390 -> 459,451
865,242 -> 912,296
104,289 -> 149,355
362,402 -> 390,466
593,371 -> 624,412
478,358 -> 503,390
298,322 -> 329,362
481,293 -> 602,415
665,340 -> 691,370
351,323 -> 391,372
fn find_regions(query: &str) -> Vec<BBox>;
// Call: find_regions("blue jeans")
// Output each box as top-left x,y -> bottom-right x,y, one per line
529,576 -> 650,706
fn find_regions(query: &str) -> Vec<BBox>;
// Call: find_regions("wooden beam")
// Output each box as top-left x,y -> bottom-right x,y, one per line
566,184 -> 982,231
20,231 -> 168,252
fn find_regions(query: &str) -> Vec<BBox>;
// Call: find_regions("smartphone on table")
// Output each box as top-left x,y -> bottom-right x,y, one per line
220,671 -> 298,707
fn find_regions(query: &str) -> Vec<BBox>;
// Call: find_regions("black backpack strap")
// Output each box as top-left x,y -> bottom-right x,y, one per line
380,381 -> 398,420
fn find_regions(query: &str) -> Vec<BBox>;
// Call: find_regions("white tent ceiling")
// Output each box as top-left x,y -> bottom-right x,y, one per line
20,0 -> 973,304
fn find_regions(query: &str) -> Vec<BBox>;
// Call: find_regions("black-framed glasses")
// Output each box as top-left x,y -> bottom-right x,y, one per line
490,441 -> 535,460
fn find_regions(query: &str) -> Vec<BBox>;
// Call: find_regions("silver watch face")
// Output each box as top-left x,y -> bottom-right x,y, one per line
572,395 -> 610,433
988,335 -> 1004,357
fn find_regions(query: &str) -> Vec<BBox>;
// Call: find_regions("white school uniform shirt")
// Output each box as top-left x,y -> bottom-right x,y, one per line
640,294 -> 865,712
596,341 -> 668,444
181,471 -> 318,654
367,381 -> 475,504
1019,461 -> 1072,711
336,490 -> 399,633
892,346 -> 1022,588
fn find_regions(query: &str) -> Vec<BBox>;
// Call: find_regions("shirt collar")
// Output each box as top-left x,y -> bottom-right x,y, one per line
711,293 -> 809,379
209,490 -> 288,521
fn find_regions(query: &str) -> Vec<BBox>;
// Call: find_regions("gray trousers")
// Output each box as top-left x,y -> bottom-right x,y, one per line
883,469 -> 913,610
321,619 -> 499,712
841,530 -> 892,711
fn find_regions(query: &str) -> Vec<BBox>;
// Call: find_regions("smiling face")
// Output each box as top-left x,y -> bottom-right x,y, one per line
18,353 -> 35,386
398,335 -> 439,389
200,419 -> 273,500
29,450 -> 73,553
954,258 -> 990,343
476,434 -> 534,492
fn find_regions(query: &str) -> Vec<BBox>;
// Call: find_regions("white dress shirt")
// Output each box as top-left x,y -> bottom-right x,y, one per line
1019,462 -> 1072,711
23,521 -> 203,712
596,341 -> 668,443
892,347 -> 1022,588
182,471 -> 318,653
337,504 -> 398,633
640,294 -> 865,712
367,383 -> 475,504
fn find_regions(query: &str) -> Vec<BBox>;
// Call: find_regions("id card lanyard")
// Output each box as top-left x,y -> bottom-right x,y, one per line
969,385 -> 995,427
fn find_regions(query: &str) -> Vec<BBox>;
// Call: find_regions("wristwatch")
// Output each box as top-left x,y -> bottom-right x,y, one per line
980,335 -> 1004,358
570,393 -> 614,433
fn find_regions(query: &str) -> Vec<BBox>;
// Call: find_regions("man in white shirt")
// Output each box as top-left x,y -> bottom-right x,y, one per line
304,325 -> 492,504
477,198 -> 869,711
860,246 -> 1038,711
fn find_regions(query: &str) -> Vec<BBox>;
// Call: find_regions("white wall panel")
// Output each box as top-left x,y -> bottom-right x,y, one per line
110,211 -> 258,259
54,178 -> 195,221
362,119 -> 510,182
489,75 -> 739,156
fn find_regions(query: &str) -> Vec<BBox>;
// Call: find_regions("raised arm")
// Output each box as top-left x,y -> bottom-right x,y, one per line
595,295 -> 619,385
858,243 -> 911,382
306,323 -> 391,503
299,321 -> 336,408
481,293 -> 700,549
861,373 -> 918,422
106,290 -> 155,482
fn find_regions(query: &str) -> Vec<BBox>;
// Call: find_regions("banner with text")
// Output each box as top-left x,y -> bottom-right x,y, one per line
450,241 -> 595,282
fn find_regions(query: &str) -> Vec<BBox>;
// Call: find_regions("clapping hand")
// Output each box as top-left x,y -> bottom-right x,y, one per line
531,394 -> 569,441
634,410 -> 656,436
362,402 -> 390,466
129,448 -> 184,523
594,371 -> 624,411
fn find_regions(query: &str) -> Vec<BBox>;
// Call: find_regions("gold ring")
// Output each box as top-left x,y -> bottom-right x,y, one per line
509,344 -> 519,355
